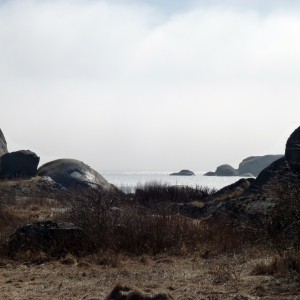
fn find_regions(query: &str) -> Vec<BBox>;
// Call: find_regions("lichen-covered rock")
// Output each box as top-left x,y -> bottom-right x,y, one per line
285,126 -> 300,173
0,150 -> 39,179
7,221 -> 96,257
37,158 -> 116,191
0,129 -> 8,157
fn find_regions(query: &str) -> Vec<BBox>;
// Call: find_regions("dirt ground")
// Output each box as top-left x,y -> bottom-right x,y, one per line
0,251 -> 300,300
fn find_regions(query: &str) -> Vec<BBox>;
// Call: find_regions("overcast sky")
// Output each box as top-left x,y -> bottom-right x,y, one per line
1,0 -> 300,171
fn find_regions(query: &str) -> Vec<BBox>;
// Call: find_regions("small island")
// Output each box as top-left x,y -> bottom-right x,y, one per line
170,169 -> 195,176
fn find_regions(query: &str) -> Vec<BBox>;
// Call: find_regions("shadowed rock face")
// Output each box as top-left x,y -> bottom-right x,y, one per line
238,155 -> 283,177
0,129 -> 8,157
0,150 -> 40,179
286,126 -> 300,172
37,159 -> 115,191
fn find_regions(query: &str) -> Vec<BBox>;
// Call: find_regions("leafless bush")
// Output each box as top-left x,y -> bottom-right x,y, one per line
261,183 -> 300,253
134,182 -> 216,207
63,188 -> 208,254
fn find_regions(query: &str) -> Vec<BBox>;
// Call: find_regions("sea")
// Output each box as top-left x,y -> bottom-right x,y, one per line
101,171 -> 248,193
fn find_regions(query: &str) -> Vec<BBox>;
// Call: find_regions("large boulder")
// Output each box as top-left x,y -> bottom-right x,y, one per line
0,129 -> 8,157
238,155 -> 283,177
6,221 -> 96,257
170,169 -> 195,176
285,126 -> 300,172
37,158 -> 115,191
215,164 -> 239,176
0,150 -> 40,179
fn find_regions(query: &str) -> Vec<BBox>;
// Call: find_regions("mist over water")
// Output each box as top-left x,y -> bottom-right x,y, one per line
101,170 -> 246,193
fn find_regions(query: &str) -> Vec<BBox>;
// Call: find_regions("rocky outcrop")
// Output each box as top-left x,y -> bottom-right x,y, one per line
170,169 -> 195,176
37,159 -> 116,191
215,164 -> 239,176
203,171 -> 215,176
204,154 -> 283,177
0,150 -> 40,179
6,221 -> 96,257
238,155 -> 283,177
0,129 -> 8,157
208,178 -> 255,202
285,126 -> 300,172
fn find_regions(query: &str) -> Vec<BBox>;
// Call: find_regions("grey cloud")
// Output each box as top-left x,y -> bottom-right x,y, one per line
0,0 -> 299,171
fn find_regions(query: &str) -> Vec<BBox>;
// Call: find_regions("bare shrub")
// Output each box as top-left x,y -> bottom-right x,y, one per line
262,183 -> 300,253
134,182 -> 216,207
64,188 -> 206,254
252,253 -> 300,275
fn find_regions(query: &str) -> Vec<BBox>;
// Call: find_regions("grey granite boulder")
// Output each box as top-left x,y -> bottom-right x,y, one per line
0,129 -> 8,157
37,158 -> 115,191
215,164 -> 239,176
285,126 -> 300,172
238,155 -> 283,177
170,169 -> 195,176
0,150 -> 40,179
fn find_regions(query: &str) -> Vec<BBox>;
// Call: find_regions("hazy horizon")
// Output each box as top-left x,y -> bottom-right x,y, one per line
1,0 -> 299,172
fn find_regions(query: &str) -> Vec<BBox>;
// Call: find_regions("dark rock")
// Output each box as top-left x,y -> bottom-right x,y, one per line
37,158 -> 116,191
106,284 -> 174,300
202,158 -> 300,219
170,169 -> 195,176
246,157 -> 299,196
208,178 -> 255,202
0,129 -> 8,157
203,171 -> 215,176
285,126 -> 300,172
7,221 -> 96,257
179,127 -> 300,220
215,164 -> 239,176
238,155 -> 283,177
0,150 -> 39,179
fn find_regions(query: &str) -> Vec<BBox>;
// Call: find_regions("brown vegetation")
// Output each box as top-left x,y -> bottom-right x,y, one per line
0,181 -> 300,299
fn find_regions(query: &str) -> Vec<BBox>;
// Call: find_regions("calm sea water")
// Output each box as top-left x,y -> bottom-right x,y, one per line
101,171 -> 247,193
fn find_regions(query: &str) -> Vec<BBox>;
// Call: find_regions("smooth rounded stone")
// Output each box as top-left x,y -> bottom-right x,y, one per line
37,158 -> 115,191
203,171 -> 215,176
0,129 -> 8,157
0,150 -> 40,179
215,164 -> 239,176
170,169 -> 195,176
6,221 -> 96,257
238,155 -> 283,177
285,126 -> 300,172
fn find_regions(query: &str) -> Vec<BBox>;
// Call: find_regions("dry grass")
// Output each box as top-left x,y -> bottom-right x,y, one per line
252,253 -> 300,276
134,182 -> 216,206
1,180 -> 300,298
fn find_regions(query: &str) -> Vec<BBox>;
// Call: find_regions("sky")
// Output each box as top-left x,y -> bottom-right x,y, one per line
1,0 -> 300,172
